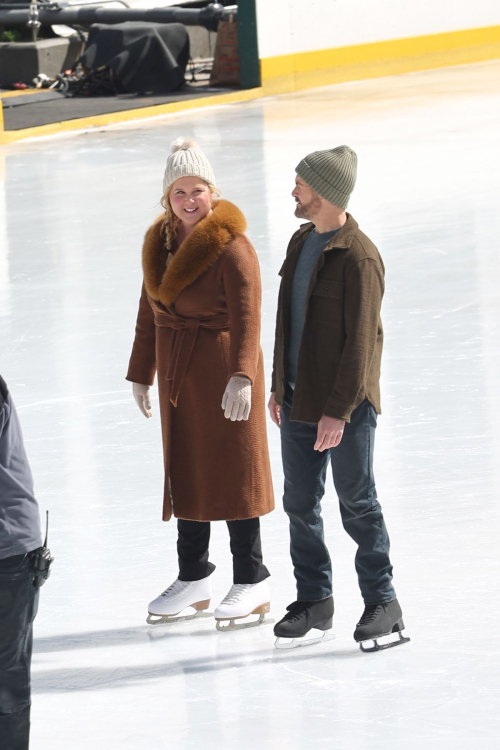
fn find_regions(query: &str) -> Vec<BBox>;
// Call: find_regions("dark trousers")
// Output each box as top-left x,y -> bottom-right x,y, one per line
281,387 -> 396,604
0,553 -> 39,750
177,518 -> 270,584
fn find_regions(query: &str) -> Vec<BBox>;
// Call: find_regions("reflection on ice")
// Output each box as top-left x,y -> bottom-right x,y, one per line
2,60 -> 500,750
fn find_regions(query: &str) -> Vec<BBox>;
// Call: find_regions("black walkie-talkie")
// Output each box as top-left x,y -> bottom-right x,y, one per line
33,511 -> 54,588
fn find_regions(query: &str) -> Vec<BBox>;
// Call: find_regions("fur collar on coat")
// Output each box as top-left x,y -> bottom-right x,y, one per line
142,199 -> 247,306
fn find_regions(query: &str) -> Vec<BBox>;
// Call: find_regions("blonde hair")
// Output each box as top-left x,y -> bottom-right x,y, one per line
160,182 -> 221,252
160,186 -> 181,252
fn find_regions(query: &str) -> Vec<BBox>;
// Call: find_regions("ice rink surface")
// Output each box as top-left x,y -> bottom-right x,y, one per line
1,60 -> 500,749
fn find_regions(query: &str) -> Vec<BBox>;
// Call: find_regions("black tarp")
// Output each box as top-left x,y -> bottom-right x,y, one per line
78,22 -> 190,95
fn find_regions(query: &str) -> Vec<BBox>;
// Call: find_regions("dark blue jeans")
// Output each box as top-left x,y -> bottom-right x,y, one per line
0,553 -> 39,750
281,388 -> 396,604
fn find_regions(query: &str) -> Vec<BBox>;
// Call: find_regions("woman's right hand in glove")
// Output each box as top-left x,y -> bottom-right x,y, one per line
133,383 -> 152,418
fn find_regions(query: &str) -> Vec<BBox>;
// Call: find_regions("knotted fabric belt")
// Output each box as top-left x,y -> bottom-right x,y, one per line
154,311 -> 229,406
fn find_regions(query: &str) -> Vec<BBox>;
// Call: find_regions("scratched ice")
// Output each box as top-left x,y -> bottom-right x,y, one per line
1,61 -> 499,750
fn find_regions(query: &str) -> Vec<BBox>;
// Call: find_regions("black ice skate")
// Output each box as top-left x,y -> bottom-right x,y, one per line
354,598 -> 410,652
273,597 -> 335,650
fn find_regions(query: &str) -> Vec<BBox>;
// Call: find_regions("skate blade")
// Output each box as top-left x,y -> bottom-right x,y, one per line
215,613 -> 274,632
359,630 -> 411,653
146,608 -> 212,626
274,628 -> 336,650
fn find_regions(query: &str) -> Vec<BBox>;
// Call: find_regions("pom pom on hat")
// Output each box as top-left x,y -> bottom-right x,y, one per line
170,137 -> 198,152
163,136 -> 216,193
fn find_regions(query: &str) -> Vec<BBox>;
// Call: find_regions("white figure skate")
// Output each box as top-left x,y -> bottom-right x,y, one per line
147,574 -> 213,625
214,580 -> 271,631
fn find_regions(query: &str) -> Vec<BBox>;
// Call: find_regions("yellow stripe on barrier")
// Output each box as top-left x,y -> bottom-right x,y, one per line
260,25 -> 500,93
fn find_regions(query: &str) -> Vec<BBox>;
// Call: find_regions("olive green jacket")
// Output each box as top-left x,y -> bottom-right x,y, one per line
271,214 -> 384,423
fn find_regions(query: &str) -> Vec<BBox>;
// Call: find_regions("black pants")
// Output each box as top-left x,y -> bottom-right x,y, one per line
177,518 -> 270,584
0,553 -> 39,750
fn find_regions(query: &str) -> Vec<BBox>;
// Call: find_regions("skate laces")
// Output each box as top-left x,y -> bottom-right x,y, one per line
161,579 -> 189,598
284,601 -> 311,623
220,584 -> 252,605
357,603 -> 384,625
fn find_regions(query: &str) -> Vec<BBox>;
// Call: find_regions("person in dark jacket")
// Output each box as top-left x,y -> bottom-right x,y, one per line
269,146 -> 408,652
0,374 -> 42,750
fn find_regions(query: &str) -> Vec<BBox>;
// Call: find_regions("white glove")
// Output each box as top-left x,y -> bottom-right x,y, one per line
222,376 -> 252,421
133,383 -> 152,418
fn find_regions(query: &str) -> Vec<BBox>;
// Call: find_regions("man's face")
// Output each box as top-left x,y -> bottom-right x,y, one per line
292,176 -> 322,220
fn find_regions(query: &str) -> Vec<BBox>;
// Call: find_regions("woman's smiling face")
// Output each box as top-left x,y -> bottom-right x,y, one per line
169,176 -> 213,226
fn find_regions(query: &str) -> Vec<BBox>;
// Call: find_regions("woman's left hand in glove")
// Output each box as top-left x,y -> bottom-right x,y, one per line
222,376 -> 252,421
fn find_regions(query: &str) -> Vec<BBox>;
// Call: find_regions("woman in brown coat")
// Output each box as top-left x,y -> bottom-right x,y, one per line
126,139 -> 274,630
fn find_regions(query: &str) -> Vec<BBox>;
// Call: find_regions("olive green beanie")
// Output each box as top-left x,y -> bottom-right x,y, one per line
296,145 -> 357,209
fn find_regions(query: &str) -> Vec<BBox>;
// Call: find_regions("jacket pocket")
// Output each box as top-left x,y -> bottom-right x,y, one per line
309,280 -> 344,329
311,279 -> 343,299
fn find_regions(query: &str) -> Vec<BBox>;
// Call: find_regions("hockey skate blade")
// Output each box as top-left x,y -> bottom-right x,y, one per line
359,630 -> 411,653
146,601 -> 212,626
274,628 -> 335,650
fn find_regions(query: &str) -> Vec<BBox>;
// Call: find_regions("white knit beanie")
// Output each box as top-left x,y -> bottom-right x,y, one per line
162,137 -> 216,194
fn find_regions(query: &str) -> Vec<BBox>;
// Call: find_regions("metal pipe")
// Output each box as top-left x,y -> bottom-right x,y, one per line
0,2 -> 234,31
62,0 -> 131,8
27,0 -> 41,41
0,1 -> 130,7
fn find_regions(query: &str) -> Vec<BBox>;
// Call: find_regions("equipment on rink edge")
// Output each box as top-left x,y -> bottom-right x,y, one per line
209,17 -> 239,86
146,574 -> 213,625
33,511 -> 54,588
58,64 -> 123,97
70,22 -> 189,96
214,580 -> 272,632
0,3 -> 237,90
0,3 -> 234,33
354,598 -> 410,653
273,597 -> 334,650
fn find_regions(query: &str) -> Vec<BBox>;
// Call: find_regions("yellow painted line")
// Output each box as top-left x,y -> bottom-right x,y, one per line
2,24 -> 500,144
261,25 -> 500,83
0,88 -> 54,99
0,87 -> 264,145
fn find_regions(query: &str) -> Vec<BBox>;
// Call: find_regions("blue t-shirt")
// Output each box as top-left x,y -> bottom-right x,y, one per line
288,227 -> 340,388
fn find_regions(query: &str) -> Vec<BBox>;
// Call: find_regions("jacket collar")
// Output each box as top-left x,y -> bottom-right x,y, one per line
142,199 -> 247,307
295,213 -> 358,252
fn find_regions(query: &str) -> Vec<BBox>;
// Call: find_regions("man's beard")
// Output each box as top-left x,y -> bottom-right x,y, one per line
294,193 -> 322,220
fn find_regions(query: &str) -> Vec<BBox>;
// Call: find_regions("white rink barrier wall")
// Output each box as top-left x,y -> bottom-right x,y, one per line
255,0 -> 500,92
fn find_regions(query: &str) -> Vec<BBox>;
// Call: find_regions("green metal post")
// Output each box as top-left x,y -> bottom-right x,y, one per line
237,0 -> 261,89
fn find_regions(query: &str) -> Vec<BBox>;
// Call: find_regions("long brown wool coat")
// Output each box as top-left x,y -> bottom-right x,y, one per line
126,200 -> 275,522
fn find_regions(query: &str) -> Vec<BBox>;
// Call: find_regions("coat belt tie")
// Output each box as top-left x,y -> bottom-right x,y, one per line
154,312 -> 230,407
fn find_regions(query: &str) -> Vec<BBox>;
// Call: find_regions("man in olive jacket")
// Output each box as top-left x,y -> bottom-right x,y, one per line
269,146 -> 408,651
